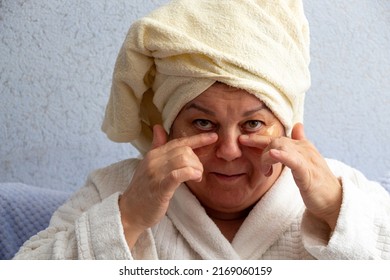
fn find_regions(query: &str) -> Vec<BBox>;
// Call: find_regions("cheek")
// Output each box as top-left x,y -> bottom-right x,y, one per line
170,126 -> 191,139
193,144 -> 215,163
241,148 -> 262,170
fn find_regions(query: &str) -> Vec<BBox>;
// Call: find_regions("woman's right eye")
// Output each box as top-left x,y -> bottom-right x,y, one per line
193,119 -> 216,131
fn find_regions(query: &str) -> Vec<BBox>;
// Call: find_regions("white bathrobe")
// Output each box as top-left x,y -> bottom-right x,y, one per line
14,158 -> 390,259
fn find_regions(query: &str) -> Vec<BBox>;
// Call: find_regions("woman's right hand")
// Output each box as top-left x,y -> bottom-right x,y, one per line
119,124 -> 218,248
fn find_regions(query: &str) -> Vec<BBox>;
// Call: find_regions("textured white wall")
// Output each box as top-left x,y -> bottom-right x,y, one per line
304,0 -> 390,182
0,0 -> 169,191
1,0 -> 389,191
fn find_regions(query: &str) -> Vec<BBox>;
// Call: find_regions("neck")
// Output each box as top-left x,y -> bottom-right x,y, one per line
204,205 -> 252,221
203,205 -> 254,242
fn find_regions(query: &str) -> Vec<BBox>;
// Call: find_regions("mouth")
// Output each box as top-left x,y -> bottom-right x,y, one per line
210,172 -> 246,182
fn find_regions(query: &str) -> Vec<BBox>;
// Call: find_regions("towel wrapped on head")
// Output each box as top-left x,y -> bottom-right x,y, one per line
101,0 -> 311,154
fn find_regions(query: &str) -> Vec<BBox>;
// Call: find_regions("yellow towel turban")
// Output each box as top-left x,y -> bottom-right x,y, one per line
102,0 -> 311,154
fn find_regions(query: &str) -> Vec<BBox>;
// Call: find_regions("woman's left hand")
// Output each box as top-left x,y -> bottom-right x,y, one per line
239,123 -> 342,231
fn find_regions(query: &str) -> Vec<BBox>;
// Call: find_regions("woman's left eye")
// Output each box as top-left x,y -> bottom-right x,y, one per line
242,120 -> 263,132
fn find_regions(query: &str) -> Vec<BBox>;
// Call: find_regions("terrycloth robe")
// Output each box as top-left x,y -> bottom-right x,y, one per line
13,158 -> 390,259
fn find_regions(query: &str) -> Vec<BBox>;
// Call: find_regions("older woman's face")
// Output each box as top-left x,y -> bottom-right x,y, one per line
170,83 -> 285,216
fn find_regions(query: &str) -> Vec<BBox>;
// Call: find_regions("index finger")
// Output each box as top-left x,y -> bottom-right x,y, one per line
166,132 -> 218,151
239,134 -> 272,150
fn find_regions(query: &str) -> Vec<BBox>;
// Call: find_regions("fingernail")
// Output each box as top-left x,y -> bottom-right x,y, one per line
194,169 -> 203,179
240,135 -> 249,140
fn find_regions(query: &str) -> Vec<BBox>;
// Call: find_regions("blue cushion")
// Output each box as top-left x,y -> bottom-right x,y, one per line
0,183 -> 71,259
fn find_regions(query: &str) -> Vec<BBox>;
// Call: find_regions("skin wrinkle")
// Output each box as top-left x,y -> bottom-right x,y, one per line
170,83 -> 285,222
119,83 -> 343,247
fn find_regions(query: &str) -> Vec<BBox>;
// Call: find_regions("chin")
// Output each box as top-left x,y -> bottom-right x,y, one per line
188,181 -> 261,214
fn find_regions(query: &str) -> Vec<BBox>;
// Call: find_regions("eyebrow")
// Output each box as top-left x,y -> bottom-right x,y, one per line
184,102 -> 267,117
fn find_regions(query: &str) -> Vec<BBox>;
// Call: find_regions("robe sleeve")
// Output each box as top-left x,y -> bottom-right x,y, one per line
301,159 -> 390,259
13,160 -> 140,260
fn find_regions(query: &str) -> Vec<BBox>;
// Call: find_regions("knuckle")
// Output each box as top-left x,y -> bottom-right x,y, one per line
170,149 -> 194,166
182,145 -> 195,155
167,167 -> 198,184
270,137 -> 284,149
168,169 -> 181,183
176,146 -> 195,160
172,154 -> 188,167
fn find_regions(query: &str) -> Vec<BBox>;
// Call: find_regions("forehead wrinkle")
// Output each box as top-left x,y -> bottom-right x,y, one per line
184,102 -> 216,116
242,104 -> 268,117
184,102 -> 269,119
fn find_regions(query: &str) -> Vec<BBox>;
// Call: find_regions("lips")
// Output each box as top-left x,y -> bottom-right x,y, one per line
210,172 -> 246,181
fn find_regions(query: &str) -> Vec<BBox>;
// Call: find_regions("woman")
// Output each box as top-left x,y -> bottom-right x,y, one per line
14,0 -> 390,259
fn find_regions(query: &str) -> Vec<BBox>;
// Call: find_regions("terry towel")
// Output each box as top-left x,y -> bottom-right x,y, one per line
101,0 -> 311,153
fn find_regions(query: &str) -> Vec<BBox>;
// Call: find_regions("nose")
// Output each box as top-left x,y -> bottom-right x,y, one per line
215,129 -> 242,161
